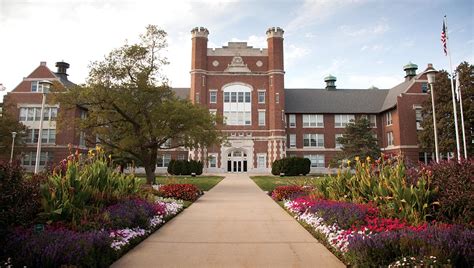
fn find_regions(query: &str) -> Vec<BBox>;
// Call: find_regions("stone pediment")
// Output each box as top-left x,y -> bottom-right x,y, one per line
224,56 -> 251,73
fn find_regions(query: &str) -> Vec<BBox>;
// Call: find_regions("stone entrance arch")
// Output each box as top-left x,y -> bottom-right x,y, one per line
224,148 -> 249,173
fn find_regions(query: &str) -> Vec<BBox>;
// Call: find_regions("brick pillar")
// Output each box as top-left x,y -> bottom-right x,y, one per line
190,27 -> 209,105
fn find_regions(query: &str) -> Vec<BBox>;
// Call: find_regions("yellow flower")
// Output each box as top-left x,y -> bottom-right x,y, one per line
355,156 -> 360,161
366,156 -> 371,162
347,160 -> 351,165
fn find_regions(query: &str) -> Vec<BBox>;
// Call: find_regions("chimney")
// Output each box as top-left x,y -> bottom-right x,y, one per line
324,74 -> 337,90
403,62 -> 418,81
56,61 -> 70,76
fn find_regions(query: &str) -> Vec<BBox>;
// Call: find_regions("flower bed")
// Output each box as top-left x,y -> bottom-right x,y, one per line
284,197 -> 474,266
5,197 -> 184,267
158,183 -> 201,201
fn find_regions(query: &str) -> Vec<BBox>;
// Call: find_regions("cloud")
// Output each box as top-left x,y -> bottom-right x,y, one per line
346,74 -> 400,89
285,44 -> 311,67
228,35 -> 267,48
339,20 -> 390,37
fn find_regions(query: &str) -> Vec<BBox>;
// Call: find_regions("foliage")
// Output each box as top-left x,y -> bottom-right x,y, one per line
167,159 -> 203,175
427,159 -> 474,225
0,161 -> 47,237
5,227 -> 114,267
311,155 -> 437,225
419,61 -> 473,156
158,184 -> 201,201
271,157 -> 311,176
102,199 -> 156,229
54,25 -> 222,184
271,185 -> 309,201
332,117 -> 380,165
40,147 -> 145,226
0,111 -> 27,157
152,176 -> 224,191
346,224 -> 474,267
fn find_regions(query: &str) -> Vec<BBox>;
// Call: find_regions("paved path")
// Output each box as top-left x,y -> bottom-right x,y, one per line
112,174 -> 345,268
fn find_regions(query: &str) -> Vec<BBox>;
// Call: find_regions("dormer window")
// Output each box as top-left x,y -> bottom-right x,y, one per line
31,81 -> 50,93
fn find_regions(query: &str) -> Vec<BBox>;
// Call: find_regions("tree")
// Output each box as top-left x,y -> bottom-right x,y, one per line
333,117 -> 380,164
0,111 -> 27,159
55,25 -> 222,184
419,62 -> 473,157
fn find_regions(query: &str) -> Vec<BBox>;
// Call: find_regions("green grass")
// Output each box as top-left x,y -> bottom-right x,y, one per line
250,175 -> 323,192
138,175 -> 224,191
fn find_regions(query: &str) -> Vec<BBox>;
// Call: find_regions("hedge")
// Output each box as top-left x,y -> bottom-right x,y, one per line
167,160 -> 203,175
271,157 -> 311,176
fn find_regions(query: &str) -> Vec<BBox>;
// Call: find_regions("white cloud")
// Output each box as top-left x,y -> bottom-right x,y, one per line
285,44 -> 311,67
339,20 -> 390,37
228,35 -> 267,48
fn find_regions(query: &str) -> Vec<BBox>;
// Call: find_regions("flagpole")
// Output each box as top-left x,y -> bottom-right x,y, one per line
444,15 -> 461,161
457,73 -> 468,158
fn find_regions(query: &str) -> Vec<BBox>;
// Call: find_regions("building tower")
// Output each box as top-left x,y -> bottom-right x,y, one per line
190,27 -> 209,104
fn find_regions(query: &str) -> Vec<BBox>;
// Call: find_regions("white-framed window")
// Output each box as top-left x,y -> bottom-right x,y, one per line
195,93 -> 200,104
161,139 -> 171,148
289,134 -> 296,148
362,114 -> 377,128
258,110 -> 266,126
276,93 -> 280,104
303,133 -> 324,148
25,129 -> 55,144
19,107 -> 58,122
288,114 -> 296,128
223,84 -> 252,126
178,154 -> 186,160
22,151 -> 51,166
258,90 -> 266,104
415,108 -> 423,130
209,90 -> 217,103
31,81 -> 50,93
304,154 -> 325,168
303,114 -> 324,128
157,154 -> 171,167
386,112 -> 393,126
79,131 -> 86,147
257,154 -> 266,168
387,132 -> 394,146
335,134 -> 343,149
335,114 -> 355,128
208,154 -> 217,168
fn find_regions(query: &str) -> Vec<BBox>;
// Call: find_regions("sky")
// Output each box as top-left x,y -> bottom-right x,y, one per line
0,0 -> 473,100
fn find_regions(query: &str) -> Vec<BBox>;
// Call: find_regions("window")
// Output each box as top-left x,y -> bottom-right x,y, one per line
257,154 -> 266,168
303,134 -> 324,148
276,93 -> 280,104
415,108 -> 423,130
258,91 -> 265,103
387,132 -> 394,146
289,114 -> 296,128
421,82 -> 428,93
161,139 -> 171,148
335,114 -> 355,128
303,114 -> 324,127
22,151 -> 50,166
31,81 -> 50,93
289,134 -> 296,148
79,131 -> 86,147
195,93 -> 200,104
386,112 -> 393,126
19,107 -> 58,122
223,84 -> 252,126
25,129 -> 55,144
178,154 -> 186,160
304,154 -> 325,168
208,154 -> 217,168
335,134 -> 343,149
361,114 -> 376,128
258,110 -> 266,126
157,154 -> 171,167
209,91 -> 217,103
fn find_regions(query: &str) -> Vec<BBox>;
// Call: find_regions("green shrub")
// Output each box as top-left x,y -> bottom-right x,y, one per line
167,160 -> 203,175
271,157 -> 310,176
40,147 -> 145,226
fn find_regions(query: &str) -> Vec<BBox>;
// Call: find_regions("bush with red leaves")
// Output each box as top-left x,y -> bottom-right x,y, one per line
271,185 -> 310,201
158,184 -> 201,202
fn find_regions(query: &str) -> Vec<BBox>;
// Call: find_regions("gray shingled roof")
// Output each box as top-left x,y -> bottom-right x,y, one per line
380,79 -> 414,111
284,88 -> 389,114
171,87 -> 190,99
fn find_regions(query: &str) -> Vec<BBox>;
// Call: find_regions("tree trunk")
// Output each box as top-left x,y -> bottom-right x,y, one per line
143,147 -> 158,185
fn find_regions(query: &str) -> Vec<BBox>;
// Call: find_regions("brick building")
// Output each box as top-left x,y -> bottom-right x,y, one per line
3,61 -> 86,170
3,27 -> 434,173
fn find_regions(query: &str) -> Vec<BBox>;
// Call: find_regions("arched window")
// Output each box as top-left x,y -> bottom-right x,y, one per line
222,84 -> 252,125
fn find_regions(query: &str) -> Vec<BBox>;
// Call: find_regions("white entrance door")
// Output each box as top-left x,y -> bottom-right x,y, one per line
226,150 -> 248,173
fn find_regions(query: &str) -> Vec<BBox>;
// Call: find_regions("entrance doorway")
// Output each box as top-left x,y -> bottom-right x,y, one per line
226,150 -> 248,173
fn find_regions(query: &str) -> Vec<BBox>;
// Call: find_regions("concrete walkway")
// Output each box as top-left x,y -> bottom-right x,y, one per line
112,174 -> 345,268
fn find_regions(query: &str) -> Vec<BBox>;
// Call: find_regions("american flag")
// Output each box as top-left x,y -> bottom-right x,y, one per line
441,21 -> 447,56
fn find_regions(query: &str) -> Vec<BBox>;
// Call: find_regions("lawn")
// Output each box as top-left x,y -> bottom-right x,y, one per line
138,175 -> 224,191
250,175 -> 323,192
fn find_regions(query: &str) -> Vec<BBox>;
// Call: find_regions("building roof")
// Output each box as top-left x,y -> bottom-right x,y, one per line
172,87 -> 190,99
284,88 -> 389,114
379,79 -> 415,111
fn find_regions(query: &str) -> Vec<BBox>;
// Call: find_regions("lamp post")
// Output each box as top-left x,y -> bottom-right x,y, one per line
10,132 -> 17,163
34,80 -> 53,174
425,64 -> 439,163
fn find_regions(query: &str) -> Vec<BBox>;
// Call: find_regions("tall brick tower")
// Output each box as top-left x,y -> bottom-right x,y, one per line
189,27 -> 286,173
190,27 -> 209,104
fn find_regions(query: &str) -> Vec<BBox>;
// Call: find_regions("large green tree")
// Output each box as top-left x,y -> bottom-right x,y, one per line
0,111 -> 27,160
419,62 -> 473,157
55,25 -> 222,184
333,117 -> 380,164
